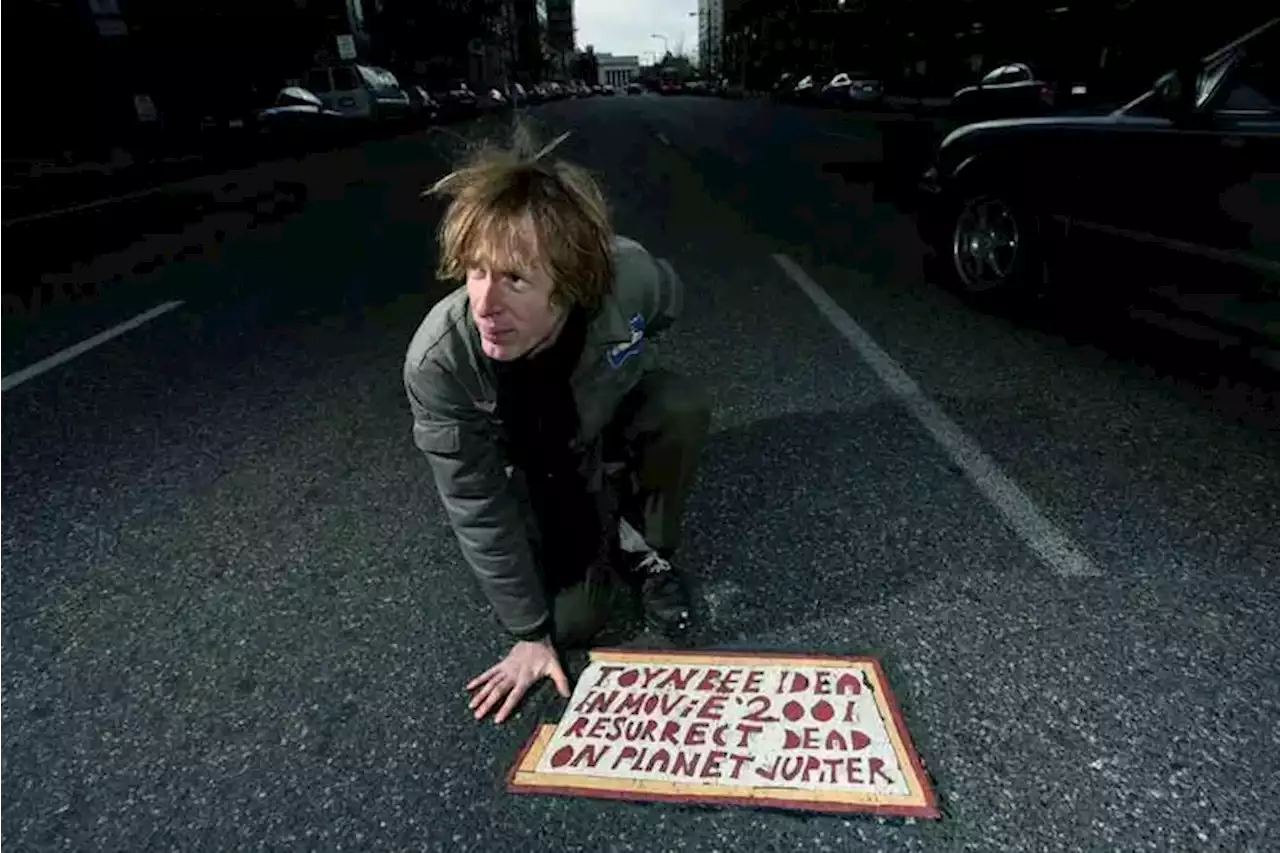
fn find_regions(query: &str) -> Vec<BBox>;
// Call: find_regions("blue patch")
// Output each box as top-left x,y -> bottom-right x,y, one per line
606,313 -> 646,369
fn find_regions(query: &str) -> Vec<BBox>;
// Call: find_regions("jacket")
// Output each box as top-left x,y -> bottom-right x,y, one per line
403,236 -> 685,638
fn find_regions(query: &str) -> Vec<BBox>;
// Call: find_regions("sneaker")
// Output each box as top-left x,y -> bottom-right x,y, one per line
631,550 -> 693,637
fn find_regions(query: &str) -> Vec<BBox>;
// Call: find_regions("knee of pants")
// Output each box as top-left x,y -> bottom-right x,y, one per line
641,372 -> 712,443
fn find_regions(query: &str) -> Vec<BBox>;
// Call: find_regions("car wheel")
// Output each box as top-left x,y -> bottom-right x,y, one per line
942,190 -> 1043,301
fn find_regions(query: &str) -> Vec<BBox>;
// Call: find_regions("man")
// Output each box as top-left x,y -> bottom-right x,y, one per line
403,129 -> 711,724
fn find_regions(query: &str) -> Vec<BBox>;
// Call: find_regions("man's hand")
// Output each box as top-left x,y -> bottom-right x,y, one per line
466,637 -> 571,723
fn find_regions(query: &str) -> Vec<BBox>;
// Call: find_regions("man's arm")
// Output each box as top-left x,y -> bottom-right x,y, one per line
648,256 -> 685,336
403,355 -> 551,641
613,236 -> 685,337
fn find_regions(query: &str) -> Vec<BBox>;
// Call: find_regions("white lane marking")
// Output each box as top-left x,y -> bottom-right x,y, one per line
656,132 -> 671,146
2,300 -> 185,392
771,253 -> 1102,578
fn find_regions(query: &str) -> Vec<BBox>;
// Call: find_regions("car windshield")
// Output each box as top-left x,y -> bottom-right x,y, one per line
331,67 -> 358,91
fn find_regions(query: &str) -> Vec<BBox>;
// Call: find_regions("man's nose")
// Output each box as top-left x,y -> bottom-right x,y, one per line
472,272 -> 504,315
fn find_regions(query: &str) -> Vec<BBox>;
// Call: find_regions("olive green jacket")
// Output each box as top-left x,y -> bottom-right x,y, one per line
403,236 -> 684,638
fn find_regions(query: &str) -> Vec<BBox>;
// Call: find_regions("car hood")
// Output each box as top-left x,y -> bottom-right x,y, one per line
940,112 -> 1173,150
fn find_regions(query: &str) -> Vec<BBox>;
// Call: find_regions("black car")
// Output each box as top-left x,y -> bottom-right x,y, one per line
918,17 -> 1279,358
949,63 -> 1055,123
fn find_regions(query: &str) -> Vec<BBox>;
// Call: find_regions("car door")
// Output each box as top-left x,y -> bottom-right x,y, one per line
1155,41 -> 1280,344
1054,53 -> 1244,300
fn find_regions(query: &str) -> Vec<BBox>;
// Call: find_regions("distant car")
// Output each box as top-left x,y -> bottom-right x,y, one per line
949,63 -> 1055,122
254,87 -> 351,151
406,86 -> 440,125
626,82 -> 643,95
838,72 -> 885,109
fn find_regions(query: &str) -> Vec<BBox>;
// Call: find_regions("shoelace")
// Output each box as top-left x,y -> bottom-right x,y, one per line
635,550 -> 673,576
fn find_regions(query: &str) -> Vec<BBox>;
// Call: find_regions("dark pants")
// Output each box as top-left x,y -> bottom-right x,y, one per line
547,369 -> 711,648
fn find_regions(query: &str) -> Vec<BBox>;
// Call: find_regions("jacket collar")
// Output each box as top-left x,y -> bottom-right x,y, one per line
585,292 -> 637,347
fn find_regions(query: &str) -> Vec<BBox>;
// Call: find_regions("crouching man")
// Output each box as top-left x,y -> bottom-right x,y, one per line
403,132 -> 711,724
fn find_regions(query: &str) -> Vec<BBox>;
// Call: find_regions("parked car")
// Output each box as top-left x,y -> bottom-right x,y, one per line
254,86 -> 352,152
626,82 -> 644,95
949,63 -> 1055,123
406,85 -> 440,125
303,64 -> 411,123
917,17 -> 1279,358
432,80 -> 479,120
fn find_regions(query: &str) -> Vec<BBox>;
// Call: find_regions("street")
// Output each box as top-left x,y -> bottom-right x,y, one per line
3,94 -> 1278,852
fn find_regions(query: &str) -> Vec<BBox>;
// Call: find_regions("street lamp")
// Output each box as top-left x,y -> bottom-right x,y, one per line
651,33 -> 669,56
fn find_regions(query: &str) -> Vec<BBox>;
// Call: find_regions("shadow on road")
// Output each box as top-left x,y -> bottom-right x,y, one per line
678,409 -> 946,649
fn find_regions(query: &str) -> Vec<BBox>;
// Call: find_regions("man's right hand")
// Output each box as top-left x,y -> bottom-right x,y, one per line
466,636 -> 571,724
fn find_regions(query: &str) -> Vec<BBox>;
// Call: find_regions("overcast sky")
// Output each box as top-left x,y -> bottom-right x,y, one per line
574,0 -> 700,64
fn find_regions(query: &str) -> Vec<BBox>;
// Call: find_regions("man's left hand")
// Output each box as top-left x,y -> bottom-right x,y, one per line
466,637 -> 571,723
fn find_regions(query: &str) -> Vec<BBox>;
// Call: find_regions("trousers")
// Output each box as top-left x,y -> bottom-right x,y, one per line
540,368 -> 711,648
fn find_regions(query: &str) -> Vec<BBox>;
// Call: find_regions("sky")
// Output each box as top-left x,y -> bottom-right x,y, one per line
574,0 -> 701,65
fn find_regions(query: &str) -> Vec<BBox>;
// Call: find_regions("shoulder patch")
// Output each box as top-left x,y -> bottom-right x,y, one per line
606,314 -> 646,368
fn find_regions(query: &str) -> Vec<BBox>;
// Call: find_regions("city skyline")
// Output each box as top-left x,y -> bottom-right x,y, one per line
575,0 -> 700,62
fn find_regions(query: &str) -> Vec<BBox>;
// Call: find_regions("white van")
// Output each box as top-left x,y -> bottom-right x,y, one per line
304,64 -> 411,122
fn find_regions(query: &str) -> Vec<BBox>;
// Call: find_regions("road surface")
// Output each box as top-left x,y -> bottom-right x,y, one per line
4,95 -> 1278,852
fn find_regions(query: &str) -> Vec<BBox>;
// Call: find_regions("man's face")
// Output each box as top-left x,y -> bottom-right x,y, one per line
467,264 -> 564,361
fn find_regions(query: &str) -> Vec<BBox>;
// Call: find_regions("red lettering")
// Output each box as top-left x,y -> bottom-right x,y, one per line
789,672 -> 810,693
684,721 -> 709,747
742,696 -> 775,723
799,756 -> 822,783
701,750 -> 727,779
727,753 -> 752,779
743,670 -> 765,693
836,673 -> 862,695
659,720 -> 680,745
845,757 -> 865,783
564,716 -> 590,737
825,730 -> 847,751
695,668 -> 723,692
594,665 -> 625,688
719,668 -> 743,693
660,694 -> 683,715
843,700 -> 858,723
671,751 -> 701,777
638,719 -> 658,741
712,724 -> 728,748
641,667 -> 666,688
656,667 -> 695,691
571,744 -> 610,768
735,723 -> 762,748
869,757 -> 894,786
814,671 -> 833,695
755,756 -> 779,780
823,757 -> 844,782
641,748 -> 668,773
612,745 -> 639,769
618,692 -> 646,714
587,717 -> 609,739
584,690 -> 617,714
697,694 -> 727,721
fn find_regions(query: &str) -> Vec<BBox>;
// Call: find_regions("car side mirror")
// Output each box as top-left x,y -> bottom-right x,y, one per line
1154,67 -> 1198,117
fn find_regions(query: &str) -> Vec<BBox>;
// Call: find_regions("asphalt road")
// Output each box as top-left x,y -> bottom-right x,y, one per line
3,95 -> 1278,852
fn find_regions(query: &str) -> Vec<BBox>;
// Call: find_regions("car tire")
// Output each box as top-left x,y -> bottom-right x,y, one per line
937,184 -> 1045,305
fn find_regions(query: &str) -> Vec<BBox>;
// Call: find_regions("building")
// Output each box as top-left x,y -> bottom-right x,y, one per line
544,0 -> 575,80
597,53 -> 641,87
698,0 -> 724,77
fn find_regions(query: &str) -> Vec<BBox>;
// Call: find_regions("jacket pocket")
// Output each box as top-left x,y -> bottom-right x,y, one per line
414,419 -> 461,456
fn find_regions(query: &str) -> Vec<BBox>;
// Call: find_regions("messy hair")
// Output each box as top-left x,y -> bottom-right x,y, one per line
425,120 -> 615,311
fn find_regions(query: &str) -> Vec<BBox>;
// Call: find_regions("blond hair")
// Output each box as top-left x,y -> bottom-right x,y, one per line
425,120 -> 615,311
